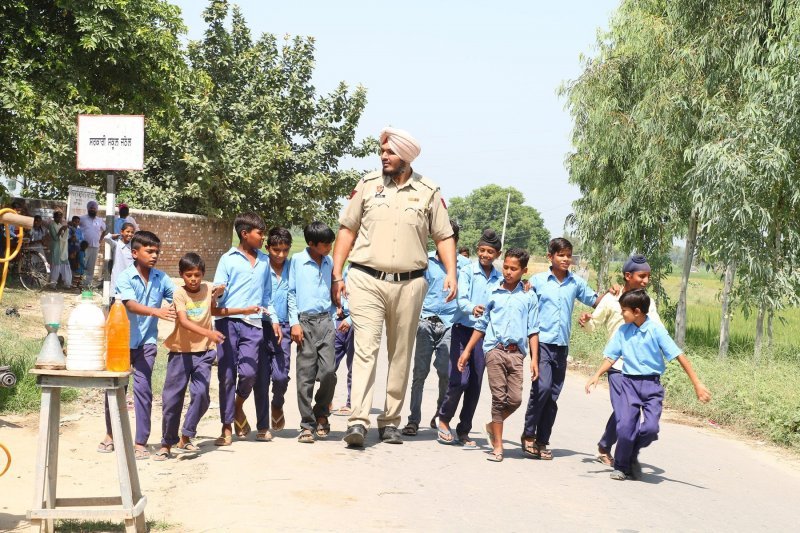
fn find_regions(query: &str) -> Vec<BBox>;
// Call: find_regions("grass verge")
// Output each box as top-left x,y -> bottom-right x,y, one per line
55,518 -> 175,532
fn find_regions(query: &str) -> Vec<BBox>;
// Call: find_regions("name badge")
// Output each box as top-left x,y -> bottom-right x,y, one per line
375,184 -> 386,198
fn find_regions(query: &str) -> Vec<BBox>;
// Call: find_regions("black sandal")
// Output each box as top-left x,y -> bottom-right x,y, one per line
401,422 -> 419,436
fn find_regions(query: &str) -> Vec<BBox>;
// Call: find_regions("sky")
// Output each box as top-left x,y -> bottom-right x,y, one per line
172,0 -> 620,236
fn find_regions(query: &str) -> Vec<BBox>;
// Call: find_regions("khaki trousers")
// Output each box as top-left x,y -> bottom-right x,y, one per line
347,267 -> 428,429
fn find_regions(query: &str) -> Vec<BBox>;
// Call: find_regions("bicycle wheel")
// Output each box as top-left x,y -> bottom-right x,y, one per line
19,250 -> 50,291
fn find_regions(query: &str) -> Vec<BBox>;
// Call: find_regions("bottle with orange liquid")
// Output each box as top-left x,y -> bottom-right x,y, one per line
106,300 -> 130,372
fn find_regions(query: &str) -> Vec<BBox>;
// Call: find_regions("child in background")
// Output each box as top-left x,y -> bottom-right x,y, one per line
586,289 -> 711,480
155,253 -> 221,459
437,228 -> 502,447
332,265 -> 354,415
103,222 -> 136,298
522,237 -> 605,460
213,213 -> 277,445
47,211 -> 72,289
457,248 -> 539,462
254,227 -> 292,441
98,231 -> 176,460
288,221 -> 337,443
578,254 -> 662,466
72,241 -> 89,289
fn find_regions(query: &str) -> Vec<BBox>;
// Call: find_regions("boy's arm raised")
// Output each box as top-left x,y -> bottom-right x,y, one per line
676,354 -> 712,403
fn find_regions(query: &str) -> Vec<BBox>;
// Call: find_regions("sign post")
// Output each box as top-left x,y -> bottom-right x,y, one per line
76,115 -> 144,308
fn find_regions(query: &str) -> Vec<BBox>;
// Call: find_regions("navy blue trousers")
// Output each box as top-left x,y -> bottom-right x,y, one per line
614,374 -> 664,474
523,343 -> 569,444
598,369 -> 624,451
438,323 -> 485,437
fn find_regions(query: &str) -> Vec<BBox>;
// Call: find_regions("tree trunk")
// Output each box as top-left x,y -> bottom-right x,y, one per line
767,311 -> 774,348
596,235 -> 613,293
718,261 -> 735,359
675,209 -> 699,347
754,302 -> 766,364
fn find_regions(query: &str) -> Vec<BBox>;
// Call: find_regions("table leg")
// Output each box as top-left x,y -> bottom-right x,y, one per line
30,386 -> 53,533
44,388 -> 61,532
109,386 -> 146,531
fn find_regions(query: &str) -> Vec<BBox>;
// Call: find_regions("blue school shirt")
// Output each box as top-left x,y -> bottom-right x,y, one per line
476,281 -> 540,356
454,261 -> 502,328
420,253 -> 471,328
268,257 -> 291,324
116,265 -> 176,348
213,247 -> 272,327
531,268 -> 597,346
603,316 -> 682,375
287,248 -> 334,327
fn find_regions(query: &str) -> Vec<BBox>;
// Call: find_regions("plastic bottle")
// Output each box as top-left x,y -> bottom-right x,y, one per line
106,300 -> 131,372
66,291 -> 106,371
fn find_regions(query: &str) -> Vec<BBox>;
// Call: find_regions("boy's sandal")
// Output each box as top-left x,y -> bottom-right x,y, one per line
256,429 -> 273,442
401,422 -> 419,436
175,441 -> 199,452
486,452 -> 504,463
597,447 -> 614,467
315,418 -> 331,438
152,449 -> 171,461
436,428 -> 454,445
430,416 -> 438,429
96,441 -> 114,453
214,435 -> 233,446
536,444 -> 553,460
134,448 -> 151,460
333,405 -> 353,417
610,469 -> 633,481
271,411 -> 286,431
298,429 -> 315,443
234,417 -> 251,438
456,435 -> 478,449
521,435 -> 539,458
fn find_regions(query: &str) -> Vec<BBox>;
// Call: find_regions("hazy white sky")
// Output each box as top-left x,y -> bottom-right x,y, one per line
173,0 -> 620,235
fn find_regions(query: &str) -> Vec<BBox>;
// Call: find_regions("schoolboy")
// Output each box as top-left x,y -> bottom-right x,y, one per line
97,231 -> 176,459
287,221 -> 337,443
578,254 -> 662,466
586,289 -> 711,480
332,265 -> 354,415
213,212 -> 277,445
437,228 -> 502,447
521,237 -> 605,460
403,220 -> 470,436
68,215 -> 83,272
253,227 -> 292,441
457,248 -> 540,462
72,241 -> 89,289
155,253 -> 231,460
103,222 -> 136,297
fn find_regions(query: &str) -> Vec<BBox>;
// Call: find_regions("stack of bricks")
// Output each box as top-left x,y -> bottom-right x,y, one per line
12,198 -> 232,280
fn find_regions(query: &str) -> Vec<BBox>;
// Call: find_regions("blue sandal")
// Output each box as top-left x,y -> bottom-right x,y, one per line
437,428 -> 454,445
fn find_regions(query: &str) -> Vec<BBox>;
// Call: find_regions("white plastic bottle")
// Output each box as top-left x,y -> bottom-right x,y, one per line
66,291 -> 106,371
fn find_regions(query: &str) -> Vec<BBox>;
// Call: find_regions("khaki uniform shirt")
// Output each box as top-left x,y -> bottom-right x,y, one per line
340,170 -> 453,272
164,283 -> 215,353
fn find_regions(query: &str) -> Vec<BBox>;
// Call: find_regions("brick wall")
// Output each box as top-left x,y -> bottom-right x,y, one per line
12,198 -> 231,280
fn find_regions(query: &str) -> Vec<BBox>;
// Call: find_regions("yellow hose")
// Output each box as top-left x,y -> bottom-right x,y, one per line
0,443 -> 10,477
0,207 -> 25,301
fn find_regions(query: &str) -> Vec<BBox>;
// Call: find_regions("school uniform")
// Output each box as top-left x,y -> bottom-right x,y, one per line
437,260 -> 501,437
407,253 -> 470,427
105,265 -> 175,445
254,257 -> 292,432
333,266 -> 354,407
523,268 -> 597,444
213,247 -> 272,425
585,293 -> 662,452
161,283 -> 216,446
288,248 -> 336,431
477,281 -> 539,422
603,317 -> 682,474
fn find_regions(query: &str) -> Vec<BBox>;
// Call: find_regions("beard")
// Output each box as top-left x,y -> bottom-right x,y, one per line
88,211 -> 97,218
382,162 -> 408,179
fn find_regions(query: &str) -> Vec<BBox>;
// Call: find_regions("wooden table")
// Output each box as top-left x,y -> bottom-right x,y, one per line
27,369 -> 146,533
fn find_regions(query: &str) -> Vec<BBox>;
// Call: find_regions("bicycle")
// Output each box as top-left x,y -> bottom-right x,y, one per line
18,241 -> 50,291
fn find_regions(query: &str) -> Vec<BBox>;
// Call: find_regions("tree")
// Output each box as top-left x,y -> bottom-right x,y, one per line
124,1 -> 374,226
448,185 -> 549,254
0,0 -> 187,196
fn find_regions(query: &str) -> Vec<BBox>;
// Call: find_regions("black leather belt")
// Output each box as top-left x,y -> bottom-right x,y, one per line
496,343 -> 520,353
350,263 -> 426,282
422,315 -> 443,324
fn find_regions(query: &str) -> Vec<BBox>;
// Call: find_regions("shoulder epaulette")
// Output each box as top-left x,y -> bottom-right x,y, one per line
414,174 -> 439,191
363,170 -> 383,182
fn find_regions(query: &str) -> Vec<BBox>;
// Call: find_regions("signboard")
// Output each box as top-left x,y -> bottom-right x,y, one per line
76,115 -> 144,170
66,185 -> 98,220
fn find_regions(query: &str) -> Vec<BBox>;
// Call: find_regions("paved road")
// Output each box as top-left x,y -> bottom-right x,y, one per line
2,334 -> 799,531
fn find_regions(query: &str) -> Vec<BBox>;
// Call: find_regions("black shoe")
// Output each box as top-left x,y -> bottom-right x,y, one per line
343,424 -> 367,447
379,425 -> 403,444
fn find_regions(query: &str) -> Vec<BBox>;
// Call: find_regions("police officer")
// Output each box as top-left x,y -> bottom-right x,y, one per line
332,127 -> 457,447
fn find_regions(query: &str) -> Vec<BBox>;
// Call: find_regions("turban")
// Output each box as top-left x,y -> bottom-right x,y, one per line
380,127 -> 421,163
623,254 -> 651,273
478,228 -> 502,251
87,200 -> 99,209
117,203 -> 128,209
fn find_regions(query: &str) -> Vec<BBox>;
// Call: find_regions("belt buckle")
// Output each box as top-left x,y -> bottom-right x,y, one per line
385,273 -> 394,282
